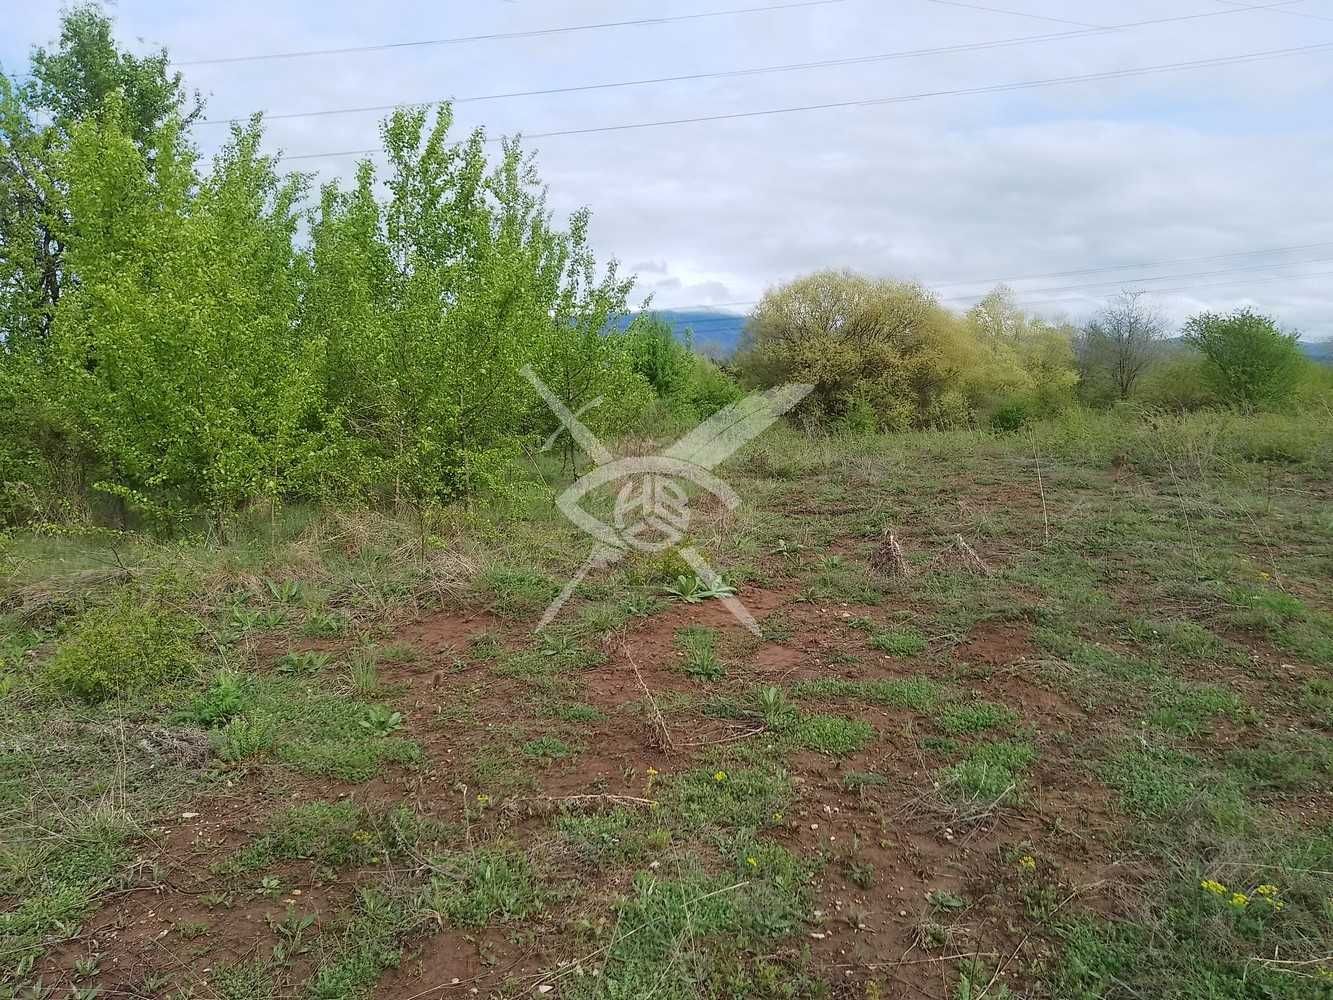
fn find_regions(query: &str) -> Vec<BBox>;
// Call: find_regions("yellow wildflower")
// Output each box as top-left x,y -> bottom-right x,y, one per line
713,770 -> 728,782
1229,892 -> 1249,908
1018,855 -> 1036,873
746,856 -> 758,868
475,794 -> 490,806
1200,879 -> 1227,896
1255,884 -> 1279,897
646,767 -> 659,776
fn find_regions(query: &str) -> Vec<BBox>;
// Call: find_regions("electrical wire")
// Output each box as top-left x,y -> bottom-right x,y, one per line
200,1 -> 1307,126
174,0 -> 847,67
274,40 -> 1333,161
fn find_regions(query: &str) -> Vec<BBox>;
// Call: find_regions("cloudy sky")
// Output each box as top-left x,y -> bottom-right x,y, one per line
4,0 -> 1332,338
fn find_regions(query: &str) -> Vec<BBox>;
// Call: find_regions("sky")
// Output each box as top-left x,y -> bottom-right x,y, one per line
4,0 -> 1332,338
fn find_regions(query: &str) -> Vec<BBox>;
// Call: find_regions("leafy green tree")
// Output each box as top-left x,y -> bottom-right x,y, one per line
300,106 -> 640,504
0,3 -> 200,343
46,98 -> 313,528
1182,307 -> 1305,411
738,270 -> 976,430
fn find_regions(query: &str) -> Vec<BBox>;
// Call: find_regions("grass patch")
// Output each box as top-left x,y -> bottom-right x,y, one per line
792,714 -> 873,756
935,699 -> 1017,735
940,740 -> 1035,804
869,627 -> 927,656
423,847 -> 539,928
666,767 -> 793,832
791,675 -> 943,712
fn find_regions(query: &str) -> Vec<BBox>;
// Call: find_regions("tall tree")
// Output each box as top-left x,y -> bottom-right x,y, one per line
1077,290 -> 1166,400
0,3 -> 201,342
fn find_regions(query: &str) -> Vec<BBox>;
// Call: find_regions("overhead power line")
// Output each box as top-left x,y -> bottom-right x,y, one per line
275,41 -> 1333,162
1005,267 -> 1333,309
174,0 -> 846,67
938,253 -> 1333,300
1215,0 -> 1333,25
639,248 -> 1333,317
927,240 -> 1333,288
920,0 -> 1105,29
200,1 -> 1302,126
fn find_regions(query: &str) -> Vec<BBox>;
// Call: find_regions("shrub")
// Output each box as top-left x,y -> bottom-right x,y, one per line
46,593 -> 200,702
1182,308 -> 1306,411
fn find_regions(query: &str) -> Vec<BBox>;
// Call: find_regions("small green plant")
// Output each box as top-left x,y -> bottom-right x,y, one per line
254,875 -> 282,898
182,670 -> 250,727
870,627 -> 927,656
212,715 -> 275,762
794,714 -> 874,756
941,741 -> 1035,803
522,736 -> 574,760
276,650 -> 331,676
358,705 -> 404,737
177,919 -> 209,940
46,593 -> 200,702
757,685 -> 797,730
264,578 -> 303,604
348,653 -> 378,696
676,627 -> 725,680
664,574 -> 736,603
303,611 -> 347,638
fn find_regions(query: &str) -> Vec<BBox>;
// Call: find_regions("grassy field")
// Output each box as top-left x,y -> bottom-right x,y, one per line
2,408 -> 1331,999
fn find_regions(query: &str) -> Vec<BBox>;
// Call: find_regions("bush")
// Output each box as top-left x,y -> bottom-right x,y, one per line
1182,308 -> 1306,411
990,396 -> 1034,432
1134,352 -> 1217,412
46,593 -> 200,702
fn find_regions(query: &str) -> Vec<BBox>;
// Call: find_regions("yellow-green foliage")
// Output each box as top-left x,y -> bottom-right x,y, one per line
47,593 -> 200,702
736,272 -> 1078,430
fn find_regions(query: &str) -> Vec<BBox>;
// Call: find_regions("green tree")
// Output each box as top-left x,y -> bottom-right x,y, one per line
300,106 -> 641,504
738,270 -> 976,430
0,3 -> 201,343
46,98 -> 313,528
1182,307 -> 1305,411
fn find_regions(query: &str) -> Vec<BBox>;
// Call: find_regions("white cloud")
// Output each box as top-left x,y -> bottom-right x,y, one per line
7,0 -> 1332,336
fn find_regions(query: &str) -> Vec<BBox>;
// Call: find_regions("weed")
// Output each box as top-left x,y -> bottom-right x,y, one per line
521,736 -> 574,761
275,650 -> 332,676
676,626 -> 726,680
358,705 -> 404,737
664,573 -> 736,603
870,627 -> 927,656
180,670 -> 251,727
45,593 -> 200,702
756,685 -> 797,730
941,740 -> 1036,803
793,714 -> 874,756
424,848 -> 539,928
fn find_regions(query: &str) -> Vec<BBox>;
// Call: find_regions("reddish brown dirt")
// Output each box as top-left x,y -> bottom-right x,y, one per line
41,581 -> 1136,1000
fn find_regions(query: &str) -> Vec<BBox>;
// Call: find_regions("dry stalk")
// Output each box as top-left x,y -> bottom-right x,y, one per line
870,528 -> 911,578
625,643 -> 674,751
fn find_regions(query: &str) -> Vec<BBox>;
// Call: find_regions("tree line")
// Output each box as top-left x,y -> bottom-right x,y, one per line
735,275 -> 1321,433
0,7 -> 734,529
3,7 -> 1323,532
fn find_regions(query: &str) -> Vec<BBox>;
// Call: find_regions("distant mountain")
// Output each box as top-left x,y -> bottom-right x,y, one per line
616,313 -> 1332,365
616,309 -> 746,358
1302,340 -> 1333,365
